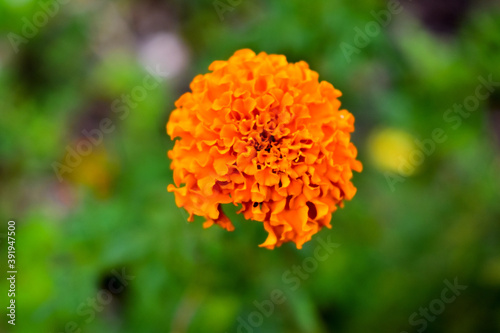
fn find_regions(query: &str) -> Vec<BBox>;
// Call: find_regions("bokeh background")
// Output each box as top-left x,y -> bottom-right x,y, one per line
1,0 -> 500,332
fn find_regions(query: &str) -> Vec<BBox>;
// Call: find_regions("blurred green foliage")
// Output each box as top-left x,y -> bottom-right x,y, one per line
1,0 -> 500,332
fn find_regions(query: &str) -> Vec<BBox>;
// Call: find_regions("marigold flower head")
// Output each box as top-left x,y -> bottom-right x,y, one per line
167,49 -> 362,249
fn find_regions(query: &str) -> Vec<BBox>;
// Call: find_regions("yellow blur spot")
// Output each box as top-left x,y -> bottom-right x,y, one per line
368,128 -> 417,175
66,140 -> 117,198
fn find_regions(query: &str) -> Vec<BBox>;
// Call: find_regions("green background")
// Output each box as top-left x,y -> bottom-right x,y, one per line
1,0 -> 500,332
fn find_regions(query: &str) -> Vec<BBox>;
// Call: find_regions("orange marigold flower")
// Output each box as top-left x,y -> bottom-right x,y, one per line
167,49 -> 362,249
